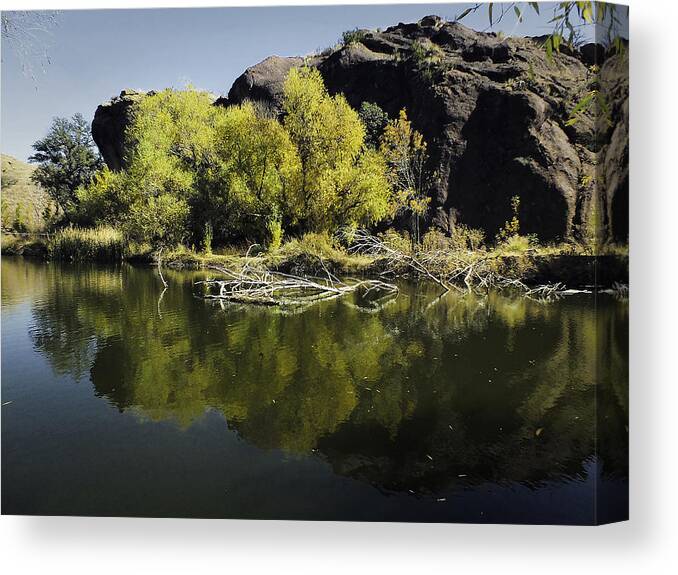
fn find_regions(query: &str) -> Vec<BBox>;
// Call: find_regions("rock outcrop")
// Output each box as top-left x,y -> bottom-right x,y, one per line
92,89 -> 147,171
92,17 -> 628,243
599,53 -> 629,243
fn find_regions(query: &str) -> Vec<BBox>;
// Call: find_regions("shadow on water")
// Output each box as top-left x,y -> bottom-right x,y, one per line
1,257 -> 628,523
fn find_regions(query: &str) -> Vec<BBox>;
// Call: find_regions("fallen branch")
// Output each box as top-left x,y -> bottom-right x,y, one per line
196,258 -> 398,308
343,228 -> 568,299
345,228 -> 453,292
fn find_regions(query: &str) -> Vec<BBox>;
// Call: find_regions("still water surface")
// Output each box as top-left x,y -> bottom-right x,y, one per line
1,257 -> 628,523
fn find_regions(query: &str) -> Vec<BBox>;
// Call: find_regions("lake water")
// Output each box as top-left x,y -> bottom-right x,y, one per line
1,256 -> 628,523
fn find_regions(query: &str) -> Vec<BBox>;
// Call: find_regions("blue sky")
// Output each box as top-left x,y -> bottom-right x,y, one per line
2,3 -> 579,161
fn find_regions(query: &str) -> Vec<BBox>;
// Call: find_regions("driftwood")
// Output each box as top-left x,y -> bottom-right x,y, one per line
345,228 -> 566,300
346,228 -> 453,292
196,252 -> 398,308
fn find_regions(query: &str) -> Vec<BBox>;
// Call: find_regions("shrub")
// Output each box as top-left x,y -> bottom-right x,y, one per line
48,226 -> 124,261
1,233 -> 21,253
358,102 -> 388,148
378,229 -> 413,255
498,233 -> 537,255
279,232 -> 343,259
13,203 -> 29,233
1,199 -> 10,229
410,39 -> 445,80
379,109 -> 432,243
341,28 -> 367,47
317,45 -> 337,57
451,224 -> 485,251
496,195 -> 521,244
420,229 -> 450,252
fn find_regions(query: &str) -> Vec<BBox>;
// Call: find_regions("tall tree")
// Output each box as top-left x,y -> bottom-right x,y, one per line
29,113 -> 102,222
283,67 -> 392,231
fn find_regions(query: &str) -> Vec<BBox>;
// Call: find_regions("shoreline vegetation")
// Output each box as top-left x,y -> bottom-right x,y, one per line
1,227 -> 628,292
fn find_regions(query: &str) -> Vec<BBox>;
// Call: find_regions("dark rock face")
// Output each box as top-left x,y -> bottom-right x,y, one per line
92,18 -> 628,243
451,88 -> 580,239
91,89 -> 147,171
599,53 -> 629,243
226,55 -> 306,110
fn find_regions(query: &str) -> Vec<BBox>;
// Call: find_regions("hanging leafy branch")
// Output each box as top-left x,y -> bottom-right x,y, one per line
565,88 -> 611,127
455,2 -> 626,127
455,2 -> 626,57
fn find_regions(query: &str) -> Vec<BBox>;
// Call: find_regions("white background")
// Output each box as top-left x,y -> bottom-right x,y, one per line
1,1 -> 676,573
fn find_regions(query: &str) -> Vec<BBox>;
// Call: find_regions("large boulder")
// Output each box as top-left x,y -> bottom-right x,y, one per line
226,55 -> 306,110
91,89 -> 148,171
92,18 -> 628,243
224,18 -> 627,242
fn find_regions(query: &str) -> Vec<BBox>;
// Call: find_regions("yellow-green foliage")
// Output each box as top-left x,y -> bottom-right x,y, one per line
275,231 -> 373,272
80,74 -> 397,248
495,195 -> 537,254
1,233 -> 21,253
278,232 -> 343,260
497,233 -> 535,254
410,38 -> 445,79
379,229 -> 413,255
420,229 -> 449,252
419,225 -> 485,254
379,109 -> 431,242
283,67 -> 392,231
215,100 -> 300,237
48,226 -> 124,261
13,203 -> 29,233
497,195 -> 521,242
419,225 -> 486,253
451,223 -> 485,251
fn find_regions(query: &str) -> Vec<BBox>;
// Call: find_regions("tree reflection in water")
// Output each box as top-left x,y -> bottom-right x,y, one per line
7,257 -> 627,496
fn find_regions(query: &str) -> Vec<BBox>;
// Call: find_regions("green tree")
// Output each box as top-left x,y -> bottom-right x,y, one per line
358,101 -> 388,148
283,67 -> 392,231
29,113 -> 103,223
126,88 -> 221,245
80,88 -> 218,246
213,101 -> 300,242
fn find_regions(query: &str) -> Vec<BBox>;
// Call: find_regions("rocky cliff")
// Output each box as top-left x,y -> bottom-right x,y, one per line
92,16 -> 628,243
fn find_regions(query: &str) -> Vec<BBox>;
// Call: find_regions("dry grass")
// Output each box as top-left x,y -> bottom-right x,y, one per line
48,226 -> 125,261
1,154 -> 54,232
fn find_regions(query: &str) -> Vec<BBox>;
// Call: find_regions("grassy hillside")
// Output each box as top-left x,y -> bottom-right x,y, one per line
1,154 -> 53,232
